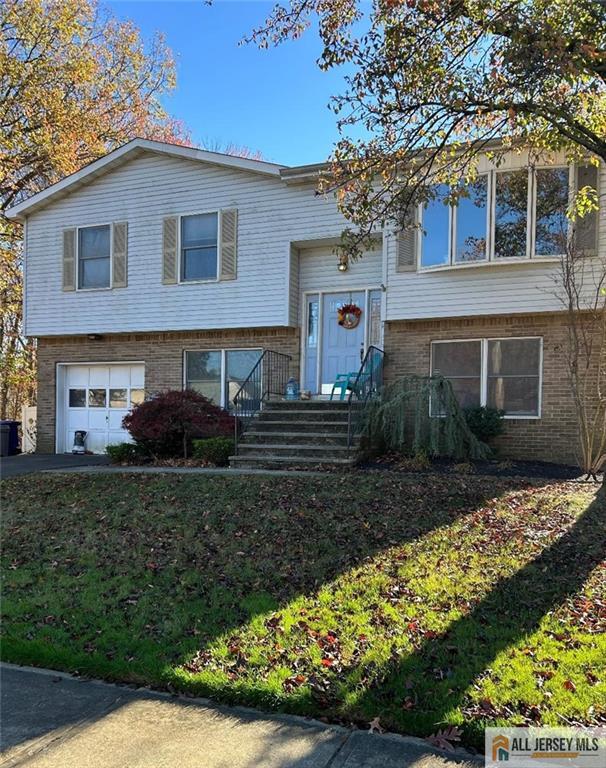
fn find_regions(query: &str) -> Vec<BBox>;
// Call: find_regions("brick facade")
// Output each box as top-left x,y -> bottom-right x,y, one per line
383,312 -> 584,465
36,327 -> 300,453
37,313 -> 590,465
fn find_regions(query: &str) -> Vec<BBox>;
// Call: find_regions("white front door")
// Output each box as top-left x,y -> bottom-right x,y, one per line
63,364 -> 145,453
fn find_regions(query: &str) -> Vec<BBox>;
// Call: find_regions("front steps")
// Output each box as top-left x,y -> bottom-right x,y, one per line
229,400 -> 360,470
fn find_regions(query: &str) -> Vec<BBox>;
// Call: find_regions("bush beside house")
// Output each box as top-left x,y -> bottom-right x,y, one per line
113,389 -> 235,462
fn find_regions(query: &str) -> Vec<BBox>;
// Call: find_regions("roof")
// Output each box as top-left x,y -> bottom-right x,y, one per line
5,138 -> 288,220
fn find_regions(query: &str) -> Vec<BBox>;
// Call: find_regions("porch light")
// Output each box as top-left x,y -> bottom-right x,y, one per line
337,256 -> 348,272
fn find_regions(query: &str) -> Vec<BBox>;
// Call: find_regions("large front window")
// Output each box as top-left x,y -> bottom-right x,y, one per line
181,213 -> 218,281
78,225 -> 110,289
417,163 -> 591,269
185,349 -> 262,409
431,337 -> 542,417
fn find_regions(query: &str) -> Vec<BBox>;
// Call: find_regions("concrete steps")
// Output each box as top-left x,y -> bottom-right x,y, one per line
230,400 -> 360,470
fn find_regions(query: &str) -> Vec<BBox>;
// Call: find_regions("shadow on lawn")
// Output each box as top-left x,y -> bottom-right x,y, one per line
350,484 -> 606,739
2,473 -> 604,752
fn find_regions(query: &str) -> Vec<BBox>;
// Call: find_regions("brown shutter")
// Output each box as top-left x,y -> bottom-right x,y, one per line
395,207 -> 418,272
575,165 -> 599,254
219,208 -> 237,280
111,222 -> 128,288
162,216 -> 178,284
62,228 -> 76,291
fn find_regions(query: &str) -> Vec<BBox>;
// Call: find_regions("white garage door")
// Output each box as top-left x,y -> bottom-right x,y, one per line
63,364 -> 145,454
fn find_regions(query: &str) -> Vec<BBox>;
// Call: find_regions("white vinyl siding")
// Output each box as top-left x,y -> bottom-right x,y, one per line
25,155 -> 355,336
298,245 -> 382,296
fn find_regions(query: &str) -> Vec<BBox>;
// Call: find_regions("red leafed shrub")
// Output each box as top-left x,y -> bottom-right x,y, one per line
122,389 -> 236,458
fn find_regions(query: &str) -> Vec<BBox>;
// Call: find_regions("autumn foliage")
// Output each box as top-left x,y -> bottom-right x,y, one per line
122,390 -> 236,458
0,0 -> 189,419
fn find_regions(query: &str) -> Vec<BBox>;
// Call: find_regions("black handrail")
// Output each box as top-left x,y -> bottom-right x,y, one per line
232,349 -> 292,454
346,345 -> 385,448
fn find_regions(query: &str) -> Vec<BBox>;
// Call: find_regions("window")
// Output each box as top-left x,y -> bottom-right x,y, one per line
431,337 -> 542,418
109,389 -> 127,409
186,350 -> 222,403
304,296 -> 319,392
68,389 -> 86,407
493,170 -> 528,259
420,185 -> 451,268
534,168 -> 569,256
181,213 -> 218,281
185,349 -> 262,410
454,176 -> 488,263
416,163 -> 591,270
487,338 -> 541,416
431,340 -> 482,411
78,225 -> 110,289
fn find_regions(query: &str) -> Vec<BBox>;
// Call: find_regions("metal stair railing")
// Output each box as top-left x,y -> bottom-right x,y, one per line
346,346 -> 385,448
232,349 -> 292,454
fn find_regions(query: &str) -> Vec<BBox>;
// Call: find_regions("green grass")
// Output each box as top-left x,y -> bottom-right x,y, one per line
1,472 -> 604,747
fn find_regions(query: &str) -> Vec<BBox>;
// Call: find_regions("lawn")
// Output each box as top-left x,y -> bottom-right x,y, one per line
1,472 -> 604,748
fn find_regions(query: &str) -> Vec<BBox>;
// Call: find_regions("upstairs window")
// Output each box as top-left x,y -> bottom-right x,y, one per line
534,168 -> 569,256
493,170 -> 529,259
416,163 -> 589,270
454,176 -> 488,264
421,184 -> 450,268
78,225 -> 110,289
181,213 -> 218,282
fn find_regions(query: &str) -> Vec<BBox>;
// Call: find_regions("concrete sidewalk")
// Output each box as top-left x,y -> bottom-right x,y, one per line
1,664 -> 481,768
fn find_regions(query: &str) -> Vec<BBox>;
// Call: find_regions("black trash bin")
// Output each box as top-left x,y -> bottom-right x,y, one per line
0,420 -> 21,455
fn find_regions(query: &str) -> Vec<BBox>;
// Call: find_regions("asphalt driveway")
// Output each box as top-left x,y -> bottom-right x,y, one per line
0,453 -> 110,479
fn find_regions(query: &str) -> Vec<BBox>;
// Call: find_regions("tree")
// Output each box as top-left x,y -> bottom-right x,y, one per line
556,234 -> 606,479
0,0 -> 188,419
246,0 -> 606,256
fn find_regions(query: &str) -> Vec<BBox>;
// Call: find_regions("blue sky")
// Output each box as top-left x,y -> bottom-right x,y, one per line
108,1 -> 353,166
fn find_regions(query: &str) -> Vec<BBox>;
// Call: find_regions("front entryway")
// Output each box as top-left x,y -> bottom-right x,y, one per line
57,363 -> 145,453
303,289 -> 382,395
321,292 -> 366,393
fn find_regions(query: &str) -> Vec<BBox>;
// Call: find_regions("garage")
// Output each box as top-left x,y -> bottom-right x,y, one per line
56,363 -> 145,454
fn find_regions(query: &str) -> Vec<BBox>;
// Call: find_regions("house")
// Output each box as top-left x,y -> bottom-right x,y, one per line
5,138 -> 602,465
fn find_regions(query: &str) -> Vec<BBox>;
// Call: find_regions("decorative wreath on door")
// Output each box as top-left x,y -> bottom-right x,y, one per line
337,302 -> 362,329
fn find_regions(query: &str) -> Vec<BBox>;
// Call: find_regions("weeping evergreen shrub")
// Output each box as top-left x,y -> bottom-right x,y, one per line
361,375 -> 490,460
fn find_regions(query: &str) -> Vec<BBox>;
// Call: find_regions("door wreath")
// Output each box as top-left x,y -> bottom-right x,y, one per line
337,302 -> 362,329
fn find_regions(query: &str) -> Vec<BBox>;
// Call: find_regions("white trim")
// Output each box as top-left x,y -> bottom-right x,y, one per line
6,138 -> 284,221
76,223 -> 113,292
429,336 -> 543,419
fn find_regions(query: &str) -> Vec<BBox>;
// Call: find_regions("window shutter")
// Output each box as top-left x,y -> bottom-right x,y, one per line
575,165 -> 599,254
111,222 -> 128,288
62,228 -> 76,291
162,216 -> 178,284
220,208 -> 238,280
395,208 -> 418,272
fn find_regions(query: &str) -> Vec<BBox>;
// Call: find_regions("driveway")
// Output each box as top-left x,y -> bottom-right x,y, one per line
0,664 -> 481,768
0,453 -> 110,479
